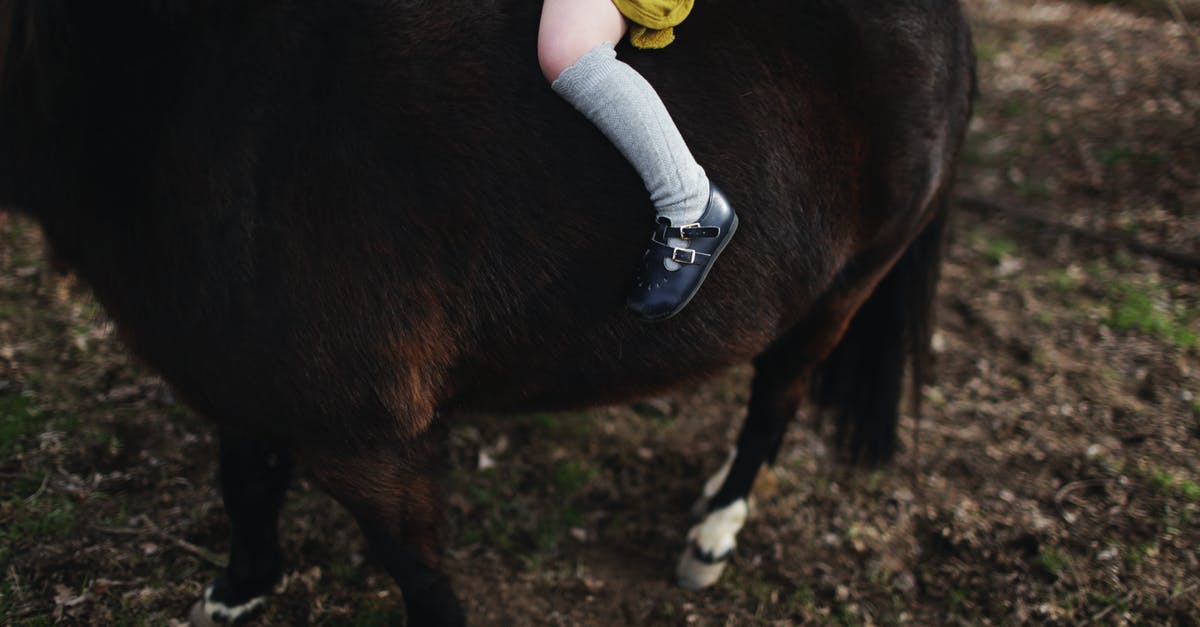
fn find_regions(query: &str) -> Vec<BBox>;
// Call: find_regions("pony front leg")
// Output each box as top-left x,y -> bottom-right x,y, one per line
190,434 -> 292,626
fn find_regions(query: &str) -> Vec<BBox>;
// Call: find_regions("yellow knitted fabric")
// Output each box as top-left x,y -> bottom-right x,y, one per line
611,0 -> 695,49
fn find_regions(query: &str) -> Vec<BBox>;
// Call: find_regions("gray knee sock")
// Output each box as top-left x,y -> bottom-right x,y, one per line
552,42 -> 710,226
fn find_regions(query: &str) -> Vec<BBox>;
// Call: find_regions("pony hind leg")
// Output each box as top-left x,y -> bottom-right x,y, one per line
681,192 -> 950,588
190,434 -> 293,626
307,426 -> 464,627
677,224 -> 938,589
677,337 -> 811,590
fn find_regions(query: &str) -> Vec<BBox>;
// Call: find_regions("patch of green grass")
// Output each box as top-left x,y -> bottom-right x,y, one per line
330,559 -> 363,586
867,566 -> 892,588
52,412 -> 82,434
1099,146 -> 1167,166
1016,179 -> 1052,201
720,569 -> 777,607
2,501 -> 77,541
3,473 -> 44,497
551,460 -> 595,496
532,505 -> 583,555
1119,221 -> 1144,236
1190,399 -> 1200,419
1000,99 -> 1027,118
982,237 -> 1018,265
514,412 -> 597,441
831,603 -> 862,626
1111,251 -> 1135,271
1163,503 -> 1191,536
329,599 -> 405,627
974,42 -> 1000,63
947,588 -> 969,614
739,579 -> 774,607
0,497 -> 77,575
963,133 -> 987,166
1099,146 -> 1134,165
1107,283 -> 1197,348
522,412 -> 557,433
1038,547 -> 1070,577
0,394 -> 40,455
969,228 -> 1021,266
1042,44 -> 1067,62
1048,268 -> 1081,293
1149,469 -> 1200,502
0,582 -> 10,623
455,460 -> 588,563
1088,590 -> 1129,614
1126,541 -> 1159,568
1150,469 -> 1175,492
786,585 -> 816,613
457,479 -> 527,552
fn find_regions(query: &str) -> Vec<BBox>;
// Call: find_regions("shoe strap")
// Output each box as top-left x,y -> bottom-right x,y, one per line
651,239 -> 711,265
665,223 -> 721,240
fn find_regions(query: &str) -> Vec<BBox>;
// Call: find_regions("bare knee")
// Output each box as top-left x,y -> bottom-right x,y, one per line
537,33 -> 590,83
538,0 -> 626,82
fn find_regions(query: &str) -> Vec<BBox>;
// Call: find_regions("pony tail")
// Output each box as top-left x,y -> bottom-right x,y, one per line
811,195 -> 949,465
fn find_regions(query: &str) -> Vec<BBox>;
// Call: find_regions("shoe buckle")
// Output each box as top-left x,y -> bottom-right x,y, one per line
671,247 -> 697,265
678,223 -> 702,240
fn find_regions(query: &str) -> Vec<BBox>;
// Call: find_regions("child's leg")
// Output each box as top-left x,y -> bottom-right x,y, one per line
540,0 -> 736,321
538,0 -> 709,225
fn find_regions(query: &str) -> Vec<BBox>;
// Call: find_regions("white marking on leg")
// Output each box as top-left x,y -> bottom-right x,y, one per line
188,584 -> 266,627
677,498 -> 748,590
703,447 -> 737,500
692,447 -> 737,517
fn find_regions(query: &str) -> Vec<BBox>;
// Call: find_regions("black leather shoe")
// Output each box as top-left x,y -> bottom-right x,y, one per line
627,183 -> 739,321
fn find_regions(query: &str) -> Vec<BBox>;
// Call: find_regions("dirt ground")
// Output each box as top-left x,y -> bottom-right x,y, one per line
2,0 -> 1198,625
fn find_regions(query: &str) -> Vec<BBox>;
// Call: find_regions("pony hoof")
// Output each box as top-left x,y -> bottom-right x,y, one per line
189,600 -> 220,627
676,498 -> 747,590
189,583 -> 266,626
676,543 -> 730,590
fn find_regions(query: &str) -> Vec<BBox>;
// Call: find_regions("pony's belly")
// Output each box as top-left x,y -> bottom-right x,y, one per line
446,330 -> 771,414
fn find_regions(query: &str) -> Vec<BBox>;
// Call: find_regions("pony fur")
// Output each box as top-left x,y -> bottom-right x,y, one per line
0,0 -> 975,619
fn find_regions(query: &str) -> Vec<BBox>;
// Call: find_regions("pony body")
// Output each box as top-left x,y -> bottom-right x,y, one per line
0,1 -> 974,623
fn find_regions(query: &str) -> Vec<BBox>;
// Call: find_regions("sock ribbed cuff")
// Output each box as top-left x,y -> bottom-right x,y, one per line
550,42 -> 618,96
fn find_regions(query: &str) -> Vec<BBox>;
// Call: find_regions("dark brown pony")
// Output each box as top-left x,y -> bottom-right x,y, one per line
0,0 -> 974,624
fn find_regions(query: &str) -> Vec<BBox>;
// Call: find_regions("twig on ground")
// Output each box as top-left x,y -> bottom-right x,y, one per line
1089,588 -> 1140,624
955,195 -> 1200,271
1053,479 -> 1109,507
1169,582 -> 1200,601
22,474 -> 49,504
95,515 -> 228,568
